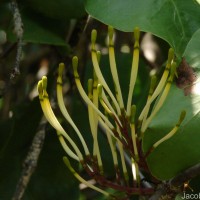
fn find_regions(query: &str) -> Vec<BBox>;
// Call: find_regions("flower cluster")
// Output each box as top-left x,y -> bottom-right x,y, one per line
37,26 -> 185,199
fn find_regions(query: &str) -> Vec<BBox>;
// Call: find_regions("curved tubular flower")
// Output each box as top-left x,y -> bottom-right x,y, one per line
101,88 -> 119,119
108,26 -> 124,109
141,62 -> 177,133
57,63 -> 90,157
98,84 -> 122,127
37,78 -> 82,161
37,26 -> 186,199
152,110 -> 186,149
126,27 -> 140,117
91,29 -> 121,115
72,56 -> 114,130
139,75 -> 157,132
63,157 -> 111,198
139,48 -> 174,123
87,79 -> 103,173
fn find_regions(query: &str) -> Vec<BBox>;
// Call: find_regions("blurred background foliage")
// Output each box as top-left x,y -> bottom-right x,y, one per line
0,0 -> 200,199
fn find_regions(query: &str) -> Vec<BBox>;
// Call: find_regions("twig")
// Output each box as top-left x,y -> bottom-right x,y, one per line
170,162 -> 200,186
149,163 -> 200,200
12,119 -> 46,200
149,183 -> 168,200
10,0 -> 23,81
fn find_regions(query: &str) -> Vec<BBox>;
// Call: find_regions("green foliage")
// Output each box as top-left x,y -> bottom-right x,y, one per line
3,0 -> 85,46
85,0 -> 200,57
0,99 -> 41,199
21,0 -> 85,21
7,12 -> 69,46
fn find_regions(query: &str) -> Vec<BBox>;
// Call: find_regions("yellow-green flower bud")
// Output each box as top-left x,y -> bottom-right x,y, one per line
42,76 -> 48,91
134,27 -> 140,42
58,63 -> 65,77
178,110 -> 186,125
91,29 -> 97,44
130,105 -> 136,124
167,48 -> 174,64
37,80 -> 43,96
108,26 -> 114,41
97,84 -> 103,98
149,75 -> 157,95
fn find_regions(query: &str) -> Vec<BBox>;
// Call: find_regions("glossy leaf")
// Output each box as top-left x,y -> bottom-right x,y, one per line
85,0 -> 200,57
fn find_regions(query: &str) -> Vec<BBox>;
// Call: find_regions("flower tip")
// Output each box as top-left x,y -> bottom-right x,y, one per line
134,27 -> 140,41
180,110 -> 186,123
37,80 -> 43,95
170,62 -> 177,75
108,26 -> 114,39
72,56 -> 78,71
42,76 -> 48,90
58,63 -> 65,77
149,75 -> 157,94
96,51 -> 101,63
130,105 -> 136,123
63,156 -> 71,168
168,48 -> 174,63
97,84 -> 103,96
88,79 -> 93,93
91,29 -> 97,44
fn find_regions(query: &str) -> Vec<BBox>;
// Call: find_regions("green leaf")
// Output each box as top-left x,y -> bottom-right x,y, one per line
142,29 -> 200,180
24,129 -> 80,200
21,0 -> 85,21
85,0 -> 200,57
0,98 -> 42,199
7,10 -> 69,46
183,28 -> 200,70
5,0 -> 85,46
0,98 -> 79,199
